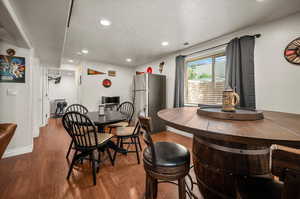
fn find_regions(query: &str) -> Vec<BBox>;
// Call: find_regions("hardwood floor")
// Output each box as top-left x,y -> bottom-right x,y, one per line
0,119 -> 201,199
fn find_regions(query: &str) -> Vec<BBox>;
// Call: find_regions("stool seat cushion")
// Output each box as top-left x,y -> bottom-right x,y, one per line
237,175 -> 283,199
143,142 -> 190,167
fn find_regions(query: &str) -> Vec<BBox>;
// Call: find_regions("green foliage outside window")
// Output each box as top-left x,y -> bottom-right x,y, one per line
187,66 -> 212,80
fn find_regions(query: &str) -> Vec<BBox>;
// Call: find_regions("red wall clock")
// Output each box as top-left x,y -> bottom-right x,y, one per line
284,37 -> 300,65
102,79 -> 112,88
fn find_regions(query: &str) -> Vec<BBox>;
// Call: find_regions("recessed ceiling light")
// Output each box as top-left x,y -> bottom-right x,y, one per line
256,0 -> 264,2
100,19 -> 111,26
81,49 -> 89,54
126,58 -> 132,62
161,41 -> 169,46
68,59 -> 74,63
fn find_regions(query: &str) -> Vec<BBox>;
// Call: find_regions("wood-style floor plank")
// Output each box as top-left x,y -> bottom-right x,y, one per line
0,119 -> 202,199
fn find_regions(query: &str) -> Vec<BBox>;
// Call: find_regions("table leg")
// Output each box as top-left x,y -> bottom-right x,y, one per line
97,125 -> 105,133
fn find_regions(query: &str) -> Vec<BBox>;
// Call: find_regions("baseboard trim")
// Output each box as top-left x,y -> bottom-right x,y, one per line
3,144 -> 33,158
33,125 -> 39,138
167,127 -> 193,138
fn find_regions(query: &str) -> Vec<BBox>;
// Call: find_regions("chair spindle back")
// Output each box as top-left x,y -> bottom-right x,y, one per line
65,104 -> 89,115
62,111 -> 98,149
118,101 -> 134,124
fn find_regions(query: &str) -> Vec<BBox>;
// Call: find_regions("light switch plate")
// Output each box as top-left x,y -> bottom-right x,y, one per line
7,89 -> 18,96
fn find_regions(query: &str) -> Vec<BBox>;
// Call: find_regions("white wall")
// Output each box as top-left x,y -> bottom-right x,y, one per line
79,61 -> 134,111
48,70 -> 78,106
136,12 -> 300,114
0,41 -> 36,157
41,64 -> 49,125
31,56 -> 42,138
136,55 -> 176,109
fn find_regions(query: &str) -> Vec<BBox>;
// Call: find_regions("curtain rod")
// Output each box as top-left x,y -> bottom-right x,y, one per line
183,34 -> 261,57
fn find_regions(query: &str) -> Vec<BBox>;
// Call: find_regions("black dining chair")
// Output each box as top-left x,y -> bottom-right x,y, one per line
139,116 -> 191,199
65,104 -> 89,159
107,101 -> 134,132
112,122 -> 142,165
62,111 -> 114,185
65,104 -> 88,115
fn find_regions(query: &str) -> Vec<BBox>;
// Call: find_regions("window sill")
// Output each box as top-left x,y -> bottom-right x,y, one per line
184,104 -> 198,107
184,104 -> 222,108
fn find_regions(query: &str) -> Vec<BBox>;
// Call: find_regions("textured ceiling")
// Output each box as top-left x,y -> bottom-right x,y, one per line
3,0 -> 300,67
0,0 -> 29,48
63,0 -> 300,67
11,0 -> 71,66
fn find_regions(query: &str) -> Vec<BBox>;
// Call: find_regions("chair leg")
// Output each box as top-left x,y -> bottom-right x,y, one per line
153,178 -> 158,199
120,137 -> 124,150
97,150 -> 101,173
91,152 -> 97,185
145,173 -> 154,199
137,136 -> 142,151
66,139 -> 74,159
134,137 -> 140,164
98,149 -> 101,162
126,137 -> 133,150
130,137 -> 134,144
106,147 -> 114,166
67,149 -> 77,180
112,137 -> 121,163
178,177 -> 186,199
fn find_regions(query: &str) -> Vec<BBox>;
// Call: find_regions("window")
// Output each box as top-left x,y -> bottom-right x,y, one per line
185,53 -> 226,105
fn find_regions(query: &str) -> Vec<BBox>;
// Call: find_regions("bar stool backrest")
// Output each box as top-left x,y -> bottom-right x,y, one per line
138,116 -> 157,166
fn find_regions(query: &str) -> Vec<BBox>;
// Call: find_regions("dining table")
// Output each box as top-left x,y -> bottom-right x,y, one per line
158,107 -> 300,199
85,110 -> 128,161
87,110 -> 127,132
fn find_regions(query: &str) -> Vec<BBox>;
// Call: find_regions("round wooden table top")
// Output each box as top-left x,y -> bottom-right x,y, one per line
158,107 -> 300,148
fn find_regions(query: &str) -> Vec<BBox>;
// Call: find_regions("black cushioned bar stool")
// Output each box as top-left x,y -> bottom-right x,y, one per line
139,116 -> 190,199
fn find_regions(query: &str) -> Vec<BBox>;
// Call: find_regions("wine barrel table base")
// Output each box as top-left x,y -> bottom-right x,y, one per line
157,107 -> 300,199
193,135 -> 270,199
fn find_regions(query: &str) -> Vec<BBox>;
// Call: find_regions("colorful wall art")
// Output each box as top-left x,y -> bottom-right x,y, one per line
87,68 -> 106,75
0,55 -> 25,83
108,70 -> 116,77
284,37 -> 300,65
159,61 -> 165,73
136,71 -> 145,75
102,79 -> 112,88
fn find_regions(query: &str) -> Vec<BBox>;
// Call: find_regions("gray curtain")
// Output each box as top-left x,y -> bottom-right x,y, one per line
225,36 -> 256,109
174,55 -> 186,107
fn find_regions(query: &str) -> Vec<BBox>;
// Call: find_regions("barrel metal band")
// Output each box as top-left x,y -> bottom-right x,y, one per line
196,176 -> 234,199
195,137 -> 270,155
